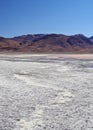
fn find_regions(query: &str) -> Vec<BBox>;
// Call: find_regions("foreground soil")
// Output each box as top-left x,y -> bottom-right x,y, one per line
0,54 -> 93,130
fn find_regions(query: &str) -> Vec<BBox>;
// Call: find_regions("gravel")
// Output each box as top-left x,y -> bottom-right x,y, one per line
0,54 -> 93,130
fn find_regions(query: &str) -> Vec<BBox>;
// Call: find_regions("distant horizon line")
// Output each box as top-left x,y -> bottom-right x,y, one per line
0,33 -> 92,38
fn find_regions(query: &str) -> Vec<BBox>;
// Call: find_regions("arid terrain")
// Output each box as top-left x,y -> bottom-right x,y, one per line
0,54 -> 93,130
1,34 -> 93,53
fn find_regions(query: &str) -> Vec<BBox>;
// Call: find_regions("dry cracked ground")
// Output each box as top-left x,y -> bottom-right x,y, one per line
0,54 -> 93,130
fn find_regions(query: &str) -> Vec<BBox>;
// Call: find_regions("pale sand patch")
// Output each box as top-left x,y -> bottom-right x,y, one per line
58,54 -> 93,59
14,74 -> 47,88
52,91 -> 74,105
14,106 -> 44,130
14,74 -> 62,90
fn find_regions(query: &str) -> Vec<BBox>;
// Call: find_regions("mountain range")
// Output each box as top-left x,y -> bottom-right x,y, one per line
0,34 -> 93,53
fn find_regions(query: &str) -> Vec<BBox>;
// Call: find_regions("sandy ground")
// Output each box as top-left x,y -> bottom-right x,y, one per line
1,53 -> 93,59
0,54 -> 93,130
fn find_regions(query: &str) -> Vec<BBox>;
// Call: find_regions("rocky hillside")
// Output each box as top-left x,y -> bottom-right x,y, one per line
0,34 -> 93,53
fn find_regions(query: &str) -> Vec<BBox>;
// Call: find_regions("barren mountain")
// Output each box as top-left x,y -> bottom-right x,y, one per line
89,36 -> 93,43
0,34 -> 93,53
0,36 -> 20,52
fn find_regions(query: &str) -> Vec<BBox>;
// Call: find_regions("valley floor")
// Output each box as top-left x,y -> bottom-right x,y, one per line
0,54 -> 93,130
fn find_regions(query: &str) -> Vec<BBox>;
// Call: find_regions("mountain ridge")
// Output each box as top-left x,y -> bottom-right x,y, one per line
0,33 -> 93,53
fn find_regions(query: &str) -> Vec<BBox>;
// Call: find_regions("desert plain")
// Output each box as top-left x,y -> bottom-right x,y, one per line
0,54 -> 93,130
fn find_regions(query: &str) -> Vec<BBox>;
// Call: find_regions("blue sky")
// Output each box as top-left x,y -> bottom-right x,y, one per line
0,0 -> 93,37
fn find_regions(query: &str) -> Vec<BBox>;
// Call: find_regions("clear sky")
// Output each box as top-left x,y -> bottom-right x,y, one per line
0,0 -> 93,37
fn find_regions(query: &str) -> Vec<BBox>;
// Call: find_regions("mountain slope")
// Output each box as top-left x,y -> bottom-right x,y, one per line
0,34 -> 93,53
89,36 -> 93,43
0,37 -> 20,51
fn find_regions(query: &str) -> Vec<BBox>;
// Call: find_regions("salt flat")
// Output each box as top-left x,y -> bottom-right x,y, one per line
0,54 -> 93,130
